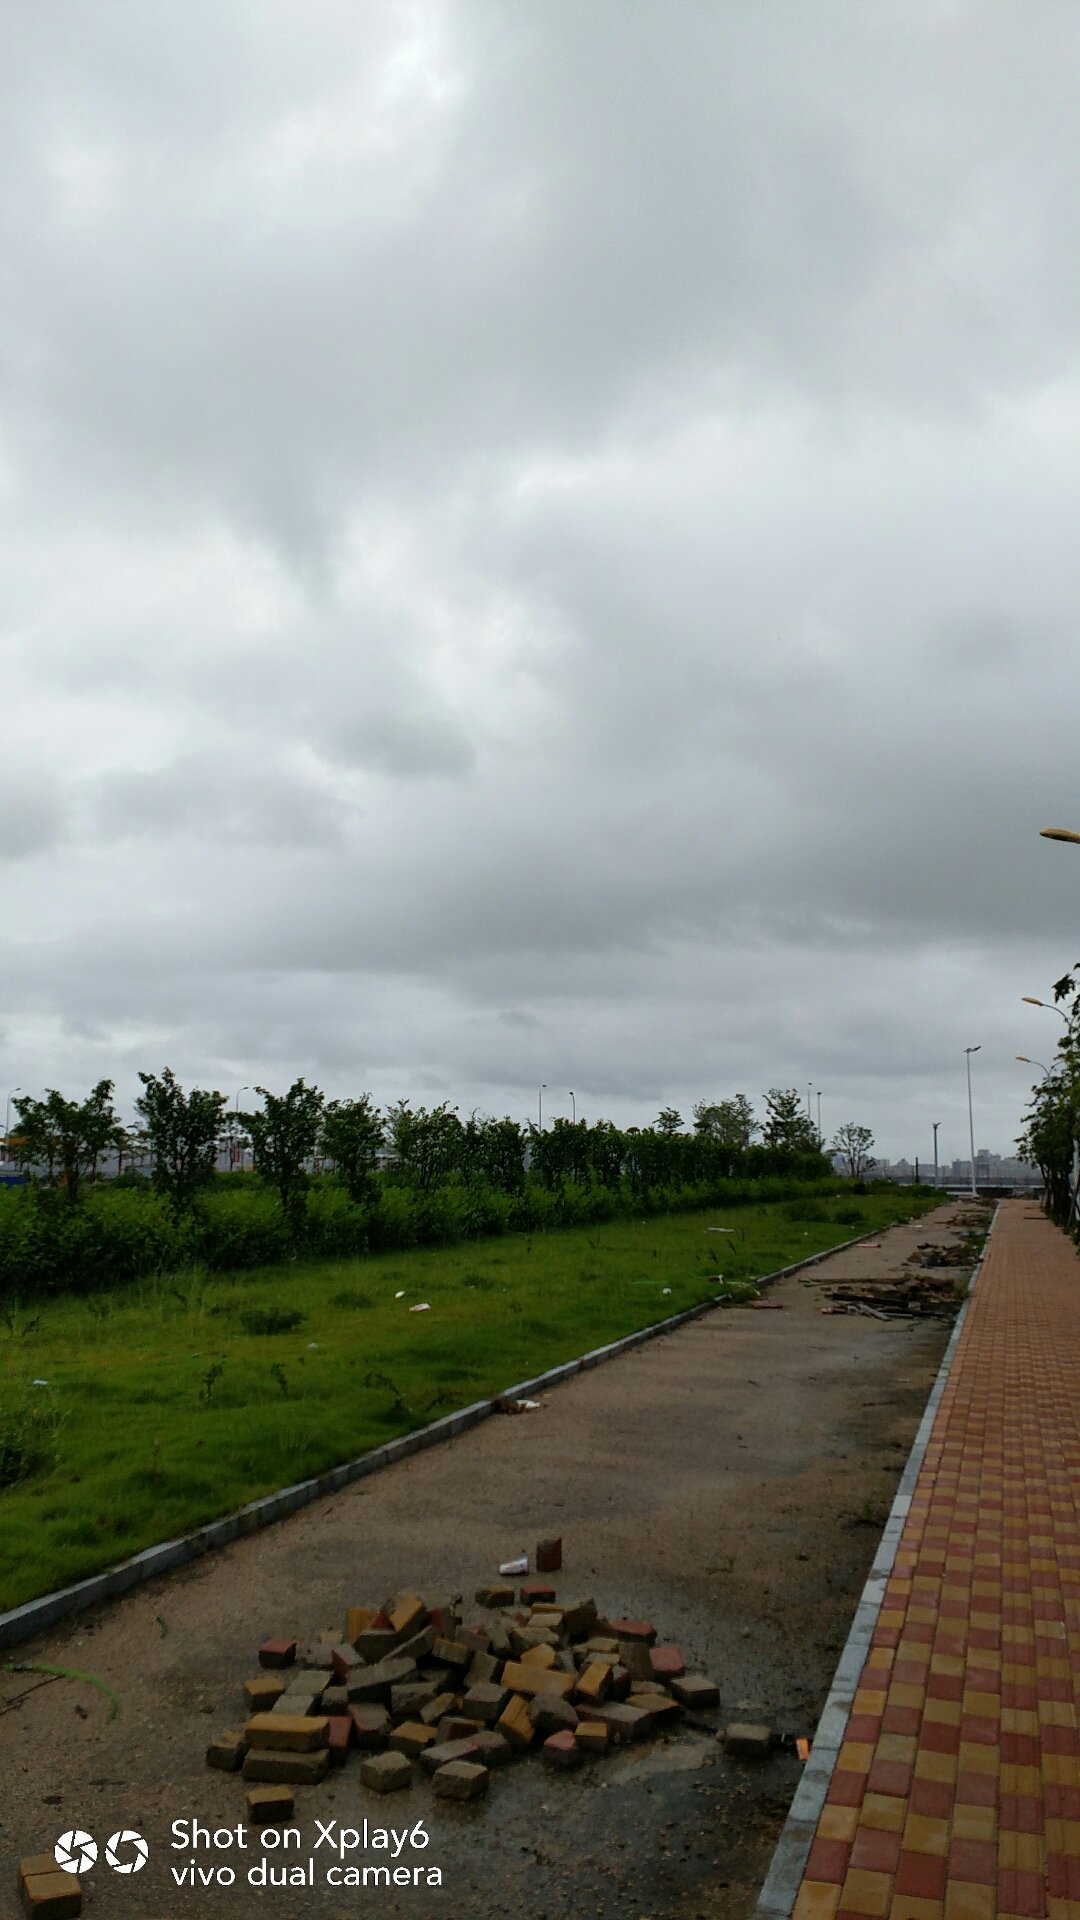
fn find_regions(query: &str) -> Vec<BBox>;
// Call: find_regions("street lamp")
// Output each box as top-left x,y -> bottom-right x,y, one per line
1016,1055 -> 1051,1078
538,1084 -> 546,1132
806,1082 -> 813,1121
4,1086 -> 20,1166
1040,827 -> 1080,843
932,1120 -> 940,1188
816,1090 -> 822,1137
964,1047 -> 980,1197
233,1087 -> 250,1171
569,1090 -> 576,1124
1021,996 -> 1068,1022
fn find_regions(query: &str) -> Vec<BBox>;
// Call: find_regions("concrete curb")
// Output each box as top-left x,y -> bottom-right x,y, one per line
0,1209 -> 930,1655
755,1200 -> 1000,1920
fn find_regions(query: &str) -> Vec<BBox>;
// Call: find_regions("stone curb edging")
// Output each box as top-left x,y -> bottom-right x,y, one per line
0,1212 -> 924,1655
754,1201 -> 1001,1920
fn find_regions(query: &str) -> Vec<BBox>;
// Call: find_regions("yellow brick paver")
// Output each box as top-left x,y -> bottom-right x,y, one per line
791,1202 -> 1080,1920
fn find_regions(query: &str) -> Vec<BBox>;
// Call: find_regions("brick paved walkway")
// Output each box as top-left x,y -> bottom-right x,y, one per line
791,1200 -> 1080,1920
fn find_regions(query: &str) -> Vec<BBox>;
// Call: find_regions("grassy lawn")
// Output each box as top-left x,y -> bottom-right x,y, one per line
0,1188 -> 940,1612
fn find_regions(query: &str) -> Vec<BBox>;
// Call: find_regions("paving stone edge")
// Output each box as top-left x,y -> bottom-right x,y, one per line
754,1200 -> 1001,1920
0,1213 -> 926,1653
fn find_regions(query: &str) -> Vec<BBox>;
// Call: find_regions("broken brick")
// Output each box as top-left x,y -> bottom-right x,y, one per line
527,1692 -> 579,1736
242,1748 -> 330,1784
244,1673 -> 287,1710
20,1872 -> 82,1919
360,1751 -> 412,1794
346,1605 -> 379,1644
500,1660 -> 575,1698
607,1618 -> 656,1644
618,1640 -> 654,1682
519,1580 -> 556,1604
574,1720 -> 610,1753
470,1728 -> 512,1767
431,1637 -> 473,1671
497,1693 -> 535,1750
543,1729 -> 581,1768
418,1735 -> 483,1775
326,1715 -> 354,1761
206,1729 -> 248,1771
573,1661 -> 612,1706
649,1644 -> 686,1679
520,1643 -> 557,1671
258,1637 -> 297,1669
329,1642 -> 360,1682
670,1674 -> 720,1708
348,1702 -> 390,1749
462,1682 -> 509,1723
535,1536 -> 562,1573
246,1785 -> 294,1825
592,1703 -> 649,1744
432,1759 -> 488,1800
561,1597 -> 598,1638
243,1713 -> 329,1751
347,1656 -> 417,1703
389,1592 -> 427,1637
389,1721 -> 441,1758
475,1584 -> 515,1608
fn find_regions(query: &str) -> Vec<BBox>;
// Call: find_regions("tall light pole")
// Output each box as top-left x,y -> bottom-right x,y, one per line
1016,1054 -> 1051,1078
569,1090 -> 576,1124
1021,995 -> 1068,1022
816,1090 -> 822,1138
4,1086 -> 20,1165
964,1047 -> 980,1196
932,1121 -> 940,1188
233,1087 -> 250,1171
538,1084 -> 546,1132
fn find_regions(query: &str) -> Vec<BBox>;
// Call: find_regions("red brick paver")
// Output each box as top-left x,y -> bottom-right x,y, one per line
791,1202 -> 1080,1920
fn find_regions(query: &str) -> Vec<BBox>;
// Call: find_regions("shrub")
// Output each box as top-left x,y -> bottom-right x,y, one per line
237,1306 -> 305,1336
0,1383 -> 63,1488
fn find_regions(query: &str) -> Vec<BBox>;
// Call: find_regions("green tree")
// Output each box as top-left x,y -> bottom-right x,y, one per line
655,1107 -> 683,1134
762,1088 -> 818,1152
12,1081 -> 125,1206
321,1095 -> 385,1205
135,1068 -> 227,1211
384,1102 -> 462,1190
692,1095 -> 757,1149
245,1078 -> 325,1220
830,1121 -> 876,1178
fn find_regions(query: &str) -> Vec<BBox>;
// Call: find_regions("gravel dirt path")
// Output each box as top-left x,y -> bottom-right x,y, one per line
1,1200 -> 987,1920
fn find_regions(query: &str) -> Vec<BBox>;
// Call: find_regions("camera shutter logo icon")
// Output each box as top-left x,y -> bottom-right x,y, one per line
54,1831 -> 98,1875
105,1829 -> 149,1874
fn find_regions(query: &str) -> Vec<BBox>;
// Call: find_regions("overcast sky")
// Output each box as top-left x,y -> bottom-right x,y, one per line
3,1 -> 1080,1164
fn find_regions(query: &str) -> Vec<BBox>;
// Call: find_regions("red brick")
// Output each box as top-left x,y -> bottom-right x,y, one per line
849,1830 -> 901,1874
948,1840 -> 996,1885
997,1868 -> 1047,1917
894,1850 -> 947,1898
805,1840 -> 851,1884
606,1618 -> 657,1645
649,1644 -> 685,1679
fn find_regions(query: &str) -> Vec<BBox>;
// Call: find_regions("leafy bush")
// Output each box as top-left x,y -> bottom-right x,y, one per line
0,1384 -> 63,1488
237,1306 -> 305,1336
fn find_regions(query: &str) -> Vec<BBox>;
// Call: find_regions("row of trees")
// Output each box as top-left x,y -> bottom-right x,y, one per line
1016,965 -> 1080,1227
6,1076 -> 876,1218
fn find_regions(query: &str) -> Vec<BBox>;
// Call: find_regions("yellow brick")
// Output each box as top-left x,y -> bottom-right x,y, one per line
1042,1702 -> 1079,1729
901,1813 -> 949,1856
914,1749 -> 958,1784
861,1793 -> 907,1833
837,1741 -> 875,1773
817,1804 -> 860,1842
961,1691 -> 999,1718
951,1804 -> 996,1843
1000,1763 -> 1041,1797
999,1831 -> 1045,1874
957,1742 -> 998,1776
923,1698 -> 962,1727
855,1689 -> 888,1716
944,1882 -> 995,1920
875,1732 -> 917,1763
840,1869 -> 891,1918
930,1654 -> 964,1678
889,1684 -> 927,1710
792,1884 -> 841,1920
890,1899 -> 944,1920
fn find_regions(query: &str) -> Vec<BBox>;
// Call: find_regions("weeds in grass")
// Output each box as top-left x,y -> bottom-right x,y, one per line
0,1385 -> 63,1488
199,1361 -> 225,1407
329,1288 -> 374,1309
238,1306 -> 304,1336
269,1364 -> 290,1400
364,1367 -> 413,1422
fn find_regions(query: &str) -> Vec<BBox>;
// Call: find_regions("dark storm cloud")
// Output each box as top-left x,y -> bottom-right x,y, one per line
3,0 -> 1080,1159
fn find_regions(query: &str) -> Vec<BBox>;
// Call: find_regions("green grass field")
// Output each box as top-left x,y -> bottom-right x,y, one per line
0,1189 -> 940,1612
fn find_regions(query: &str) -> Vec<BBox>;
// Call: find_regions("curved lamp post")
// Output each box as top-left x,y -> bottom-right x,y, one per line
1022,996 -> 1068,1022
965,1046 -> 981,1197
1041,828 -> 1080,843
1016,1054 -> 1051,1078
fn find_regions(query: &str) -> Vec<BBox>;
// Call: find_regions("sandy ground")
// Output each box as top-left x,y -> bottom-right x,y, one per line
0,1201 -> 987,1920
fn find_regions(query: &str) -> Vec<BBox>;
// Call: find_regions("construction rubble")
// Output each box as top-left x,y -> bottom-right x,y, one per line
205,1542 -> 725,1822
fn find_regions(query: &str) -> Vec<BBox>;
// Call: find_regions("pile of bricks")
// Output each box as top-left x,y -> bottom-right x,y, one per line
209,1554 -> 721,1817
